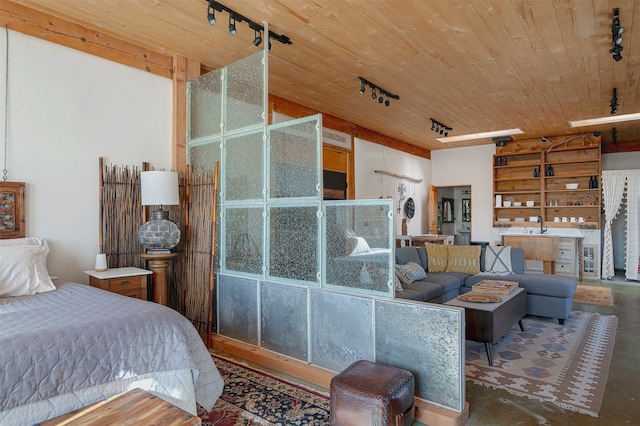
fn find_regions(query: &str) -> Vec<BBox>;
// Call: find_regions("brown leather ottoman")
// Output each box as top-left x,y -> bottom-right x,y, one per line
330,360 -> 415,426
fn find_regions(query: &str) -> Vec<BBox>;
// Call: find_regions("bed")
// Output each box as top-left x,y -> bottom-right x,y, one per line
0,238 -> 224,425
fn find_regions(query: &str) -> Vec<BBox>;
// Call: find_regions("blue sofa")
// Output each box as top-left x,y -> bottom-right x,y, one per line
395,245 -> 577,324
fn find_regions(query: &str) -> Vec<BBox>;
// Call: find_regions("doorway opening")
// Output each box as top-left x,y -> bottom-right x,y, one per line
428,185 -> 472,244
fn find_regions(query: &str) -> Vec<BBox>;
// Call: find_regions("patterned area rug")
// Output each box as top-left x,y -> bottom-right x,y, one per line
573,284 -> 614,307
198,354 -> 330,425
466,311 -> 617,417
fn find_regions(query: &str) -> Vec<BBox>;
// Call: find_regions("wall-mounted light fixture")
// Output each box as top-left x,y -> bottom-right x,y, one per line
610,87 -> 618,114
358,77 -> 399,107
205,1 -> 292,48
429,118 -> 452,137
610,7 -> 624,61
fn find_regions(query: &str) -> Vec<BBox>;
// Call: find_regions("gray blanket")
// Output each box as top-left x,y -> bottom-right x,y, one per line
0,282 -> 223,412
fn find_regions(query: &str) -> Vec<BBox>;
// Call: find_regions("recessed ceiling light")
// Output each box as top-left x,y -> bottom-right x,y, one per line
436,128 -> 524,143
569,112 -> 640,128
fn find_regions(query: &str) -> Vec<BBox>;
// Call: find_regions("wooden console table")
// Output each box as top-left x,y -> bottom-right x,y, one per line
140,252 -> 179,306
503,235 -> 560,274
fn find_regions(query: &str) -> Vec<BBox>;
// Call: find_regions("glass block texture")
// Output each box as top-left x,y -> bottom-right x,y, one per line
310,290 -> 374,372
268,116 -> 320,200
268,205 -> 319,284
323,201 -> 393,296
224,131 -> 264,202
188,139 -> 221,174
225,52 -> 265,132
260,281 -> 308,361
188,69 -> 222,140
218,275 -> 259,345
224,206 -> 264,275
375,300 -> 465,412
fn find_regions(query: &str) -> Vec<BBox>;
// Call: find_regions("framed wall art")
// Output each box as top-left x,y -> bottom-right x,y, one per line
0,181 -> 25,239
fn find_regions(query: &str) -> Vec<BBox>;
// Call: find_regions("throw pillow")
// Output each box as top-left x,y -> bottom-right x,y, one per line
0,244 -> 56,297
393,274 -> 404,293
394,262 -> 427,285
484,245 -> 513,273
425,242 -> 448,272
347,236 -> 371,256
446,245 -> 481,274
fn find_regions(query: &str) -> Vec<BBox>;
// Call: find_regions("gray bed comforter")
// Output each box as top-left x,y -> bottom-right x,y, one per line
0,282 -> 223,412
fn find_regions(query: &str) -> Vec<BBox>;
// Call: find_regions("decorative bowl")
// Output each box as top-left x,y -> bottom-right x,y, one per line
526,200 -> 535,207
565,183 -> 579,189
497,218 -> 510,222
514,217 -> 525,222
513,201 -> 522,206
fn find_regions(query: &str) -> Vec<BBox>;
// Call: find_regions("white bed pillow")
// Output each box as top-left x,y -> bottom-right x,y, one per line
0,237 -> 45,246
0,244 -> 56,297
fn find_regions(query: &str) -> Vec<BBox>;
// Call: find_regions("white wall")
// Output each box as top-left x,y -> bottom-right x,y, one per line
354,137 -> 432,236
431,144 -> 495,243
1,30 -> 173,283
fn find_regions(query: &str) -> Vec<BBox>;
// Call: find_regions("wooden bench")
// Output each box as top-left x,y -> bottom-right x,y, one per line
39,388 -> 201,425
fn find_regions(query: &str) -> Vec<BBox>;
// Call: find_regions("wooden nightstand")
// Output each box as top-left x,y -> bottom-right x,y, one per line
84,267 -> 152,300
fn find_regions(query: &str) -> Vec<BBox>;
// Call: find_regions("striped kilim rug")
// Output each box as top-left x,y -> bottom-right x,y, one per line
199,354 -> 330,425
466,311 -> 617,417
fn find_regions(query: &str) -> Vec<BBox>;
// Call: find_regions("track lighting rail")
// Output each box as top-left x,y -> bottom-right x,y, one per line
206,0 -> 292,46
358,77 -> 399,107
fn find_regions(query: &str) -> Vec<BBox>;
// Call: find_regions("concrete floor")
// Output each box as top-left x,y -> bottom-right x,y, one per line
456,280 -> 640,426
216,279 -> 640,425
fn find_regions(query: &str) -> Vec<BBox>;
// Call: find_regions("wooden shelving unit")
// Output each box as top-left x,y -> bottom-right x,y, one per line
493,135 -> 601,229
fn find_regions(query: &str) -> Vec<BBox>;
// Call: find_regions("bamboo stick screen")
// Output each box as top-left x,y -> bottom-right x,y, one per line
101,160 -> 214,340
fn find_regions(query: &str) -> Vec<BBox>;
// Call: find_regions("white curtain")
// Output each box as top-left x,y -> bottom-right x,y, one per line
601,171 -> 627,279
625,171 -> 640,280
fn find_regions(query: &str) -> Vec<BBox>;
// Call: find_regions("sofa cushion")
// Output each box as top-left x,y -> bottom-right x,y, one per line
425,243 -> 448,272
484,245 -> 513,273
395,262 -> 427,285
396,247 -> 422,266
395,288 -> 424,301
446,245 -> 481,274
421,273 -> 464,294
402,281 -> 443,302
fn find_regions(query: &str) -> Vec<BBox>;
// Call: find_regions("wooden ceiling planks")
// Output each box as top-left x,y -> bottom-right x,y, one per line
8,0 -> 640,153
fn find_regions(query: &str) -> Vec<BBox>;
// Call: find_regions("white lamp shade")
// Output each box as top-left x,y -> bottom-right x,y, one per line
140,171 -> 179,206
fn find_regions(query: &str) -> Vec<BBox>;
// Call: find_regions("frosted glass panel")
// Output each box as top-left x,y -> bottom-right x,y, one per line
260,281 -> 308,360
310,290 -> 374,372
188,139 -> 221,173
323,201 -> 393,296
268,204 -> 319,284
225,52 -> 265,132
225,131 -> 264,201
218,275 -> 259,345
224,206 -> 264,275
375,300 -> 465,412
188,69 -> 222,140
268,116 -> 321,200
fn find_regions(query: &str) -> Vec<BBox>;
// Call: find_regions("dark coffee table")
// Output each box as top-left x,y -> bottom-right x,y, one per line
445,287 -> 527,365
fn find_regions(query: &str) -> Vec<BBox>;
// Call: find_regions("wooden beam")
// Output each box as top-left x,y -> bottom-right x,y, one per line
270,95 -> 431,160
0,1 -> 172,78
601,139 -> 640,154
172,55 -> 200,172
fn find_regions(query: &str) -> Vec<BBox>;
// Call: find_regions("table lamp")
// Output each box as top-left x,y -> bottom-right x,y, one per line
138,170 -> 181,254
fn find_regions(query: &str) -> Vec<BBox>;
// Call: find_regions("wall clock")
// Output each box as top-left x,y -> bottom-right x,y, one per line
404,197 -> 415,219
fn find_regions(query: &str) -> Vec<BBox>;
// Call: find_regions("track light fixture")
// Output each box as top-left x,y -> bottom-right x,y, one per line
206,1 -> 216,25
228,16 -> 237,35
610,87 -> 618,114
610,7 -> 624,61
358,77 -> 399,107
204,1 -> 292,48
429,118 -> 452,137
253,29 -> 262,46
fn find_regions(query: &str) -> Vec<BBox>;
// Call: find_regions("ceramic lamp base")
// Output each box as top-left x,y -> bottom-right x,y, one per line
138,209 -> 181,253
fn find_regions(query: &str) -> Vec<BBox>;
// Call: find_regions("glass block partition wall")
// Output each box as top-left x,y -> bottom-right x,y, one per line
186,50 -> 466,412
